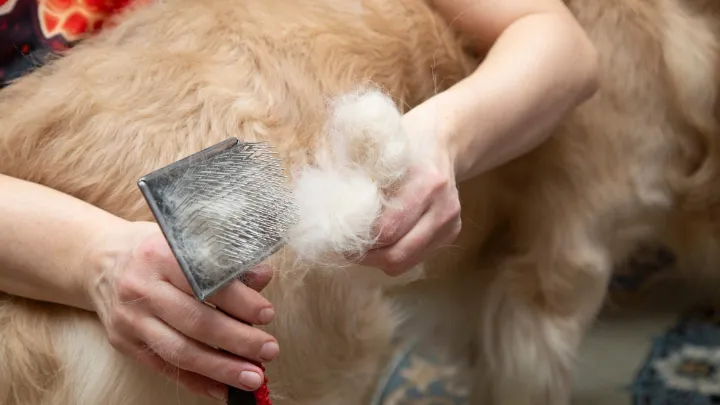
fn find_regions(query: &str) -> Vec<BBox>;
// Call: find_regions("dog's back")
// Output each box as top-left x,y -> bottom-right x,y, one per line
0,0 -> 472,219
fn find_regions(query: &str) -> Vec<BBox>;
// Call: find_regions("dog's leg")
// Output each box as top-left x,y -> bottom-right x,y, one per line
462,143 -> 675,405
468,227 -> 612,405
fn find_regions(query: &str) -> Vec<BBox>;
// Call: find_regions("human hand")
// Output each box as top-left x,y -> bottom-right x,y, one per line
85,221 -> 278,401
356,104 -> 462,276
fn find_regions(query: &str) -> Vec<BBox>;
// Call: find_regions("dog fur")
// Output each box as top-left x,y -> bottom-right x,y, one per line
0,0 -> 719,404
0,1 -> 474,404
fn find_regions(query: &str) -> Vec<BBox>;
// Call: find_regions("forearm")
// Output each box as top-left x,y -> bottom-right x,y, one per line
0,174 -> 126,311
438,12 -> 599,181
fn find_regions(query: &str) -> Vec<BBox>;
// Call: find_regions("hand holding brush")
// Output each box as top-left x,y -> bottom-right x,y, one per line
87,220 -> 280,401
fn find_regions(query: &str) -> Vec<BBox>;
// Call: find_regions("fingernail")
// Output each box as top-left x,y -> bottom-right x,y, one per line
258,307 -> 275,324
239,371 -> 262,390
245,269 -> 262,284
208,386 -> 227,400
259,341 -> 280,361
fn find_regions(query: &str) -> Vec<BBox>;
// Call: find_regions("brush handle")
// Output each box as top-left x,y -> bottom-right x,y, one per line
221,343 -> 264,405
227,385 -> 258,404
217,308 -> 270,405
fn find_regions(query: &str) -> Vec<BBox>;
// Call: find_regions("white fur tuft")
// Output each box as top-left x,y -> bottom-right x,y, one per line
288,167 -> 382,259
288,88 -> 420,262
324,90 -> 411,188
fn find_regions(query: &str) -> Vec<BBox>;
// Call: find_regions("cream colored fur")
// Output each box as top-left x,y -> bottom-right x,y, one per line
0,0 -> 719,404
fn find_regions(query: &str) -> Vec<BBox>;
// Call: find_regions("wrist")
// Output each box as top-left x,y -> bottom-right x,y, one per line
442,115 -> 475,183
402,94 -> 463,181
82,219 -> 151,314
0,175 -> 139,311
426,88 -> 486,182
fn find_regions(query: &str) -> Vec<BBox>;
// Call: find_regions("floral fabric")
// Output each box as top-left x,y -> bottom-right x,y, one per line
0,0 -> 133,87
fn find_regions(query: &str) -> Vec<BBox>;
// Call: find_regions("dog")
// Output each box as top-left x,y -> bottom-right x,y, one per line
0,0 -> 718,404
405,1 -> 720,404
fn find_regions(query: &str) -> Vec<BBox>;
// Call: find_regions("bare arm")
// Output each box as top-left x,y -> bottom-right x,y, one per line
0,173 -> 124,310
361,0 -> 599,273
430,0 -> 599,181
0,173 -> 279,395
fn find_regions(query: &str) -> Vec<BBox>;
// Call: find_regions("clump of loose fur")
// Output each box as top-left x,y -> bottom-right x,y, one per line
323,89 -> 413,188
287,88 -> 421,263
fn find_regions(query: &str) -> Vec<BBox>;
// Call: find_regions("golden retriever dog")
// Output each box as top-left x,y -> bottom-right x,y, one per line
0,1 -> 719,405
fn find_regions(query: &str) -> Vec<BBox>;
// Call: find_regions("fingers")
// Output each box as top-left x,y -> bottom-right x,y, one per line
163,266 -> 276,326
242,264 -> 274,291
144,233 -> 276,326
211,273 -> 276,325
138,317 -> 267,391
107,226 -> 280,397
360,200 -> 461,275
149,281 -> 280,364
362,218 -> 459,275
136,349 -> 228,400
371,175 -> 434,249
109,330 -> 228,400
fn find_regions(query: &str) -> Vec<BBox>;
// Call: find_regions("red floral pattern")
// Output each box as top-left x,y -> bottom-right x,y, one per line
0,0 -> 139,86
38,0 -> 132,42
0,0 -> 19,15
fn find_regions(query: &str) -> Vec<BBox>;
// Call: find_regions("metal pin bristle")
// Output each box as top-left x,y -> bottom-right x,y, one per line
138,138 -> 298,300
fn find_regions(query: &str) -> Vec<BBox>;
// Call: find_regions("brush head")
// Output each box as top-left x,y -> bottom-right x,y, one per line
138,138 -> 298,301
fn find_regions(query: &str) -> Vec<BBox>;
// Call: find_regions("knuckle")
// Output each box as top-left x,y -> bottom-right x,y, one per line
106,331 -> 125,350
382,251 -> 409,276
109,309 -> 135,332
116,276 -> 145,302
144,338 -> 163,357
378,222 -> 399,244
376,210 -> 401,236
183,305 -> 206,331
385,249 -> 406,266
135,236 -> 173,267
167,339 -> 193,366
147,333 -> 187,366
236,326 -> 256,348
453,218 -> 462,235
428,172 -> 448,194
444,204 -> 461,225
227,328 -> 257,358
177,340 -> 191,356
134,238 -> 160,263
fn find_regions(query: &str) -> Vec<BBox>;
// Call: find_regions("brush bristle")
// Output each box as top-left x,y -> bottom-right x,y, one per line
140,140 -> 298,300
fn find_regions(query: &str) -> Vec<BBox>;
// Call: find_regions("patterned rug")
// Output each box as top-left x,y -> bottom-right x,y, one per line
372,243 -> 720,405
631,308 -> 720,405
372,308 -> 720,405
371,337 -> 467,405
